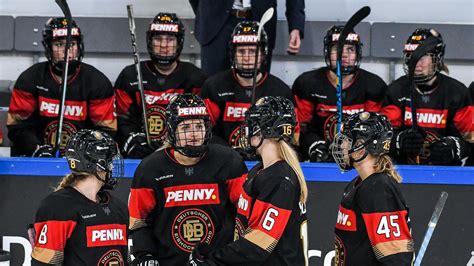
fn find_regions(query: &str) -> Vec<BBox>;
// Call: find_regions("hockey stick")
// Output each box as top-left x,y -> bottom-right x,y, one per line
414,191 -> 448,266
127,5 -> 151,146
406,36 -> 438,164
335,6 -> 371,133
53,0 -> 73,157
251,7 -> 274,104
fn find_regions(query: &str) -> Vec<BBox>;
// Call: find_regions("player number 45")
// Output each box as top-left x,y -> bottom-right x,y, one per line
376,215 -> 401,238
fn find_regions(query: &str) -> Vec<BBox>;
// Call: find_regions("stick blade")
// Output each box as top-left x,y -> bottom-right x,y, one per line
336,6 -> 371,60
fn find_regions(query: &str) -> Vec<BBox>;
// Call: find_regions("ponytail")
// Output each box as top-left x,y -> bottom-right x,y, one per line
55,172 -> 89,191
374,154 -> 402,183
277,140 -> 308,203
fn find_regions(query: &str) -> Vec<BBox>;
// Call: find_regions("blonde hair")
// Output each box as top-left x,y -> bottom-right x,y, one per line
374,154 -> 402,183
55,172 -> 90,191
276,140 -> 308,203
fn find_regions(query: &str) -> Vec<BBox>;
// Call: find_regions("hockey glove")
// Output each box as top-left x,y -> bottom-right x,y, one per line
308,140 -> 331,162
123,132 -> 160,159
187,243 -> 216,266
395,129 -> 425,155
32,144 -> 54,157
131,254 -> 160,266
430,136 -> 465,165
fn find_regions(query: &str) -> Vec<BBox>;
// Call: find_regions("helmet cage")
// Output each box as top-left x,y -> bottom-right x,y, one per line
65,130 -> 123,190
239,96 -> 296,154
323,26 -> 363,75
147,13 -> 184,67
166,94 -> 211,157
42,17 -> 84,74
230,21 -> 269,78
403,28 -> 446,84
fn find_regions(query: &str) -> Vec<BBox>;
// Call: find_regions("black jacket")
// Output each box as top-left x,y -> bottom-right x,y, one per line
189,0 -> 305,49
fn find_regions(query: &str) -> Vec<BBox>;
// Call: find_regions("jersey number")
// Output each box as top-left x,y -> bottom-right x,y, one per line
262,208 -> 279,231
376,215 -> 401,238
38,224 -> 48,244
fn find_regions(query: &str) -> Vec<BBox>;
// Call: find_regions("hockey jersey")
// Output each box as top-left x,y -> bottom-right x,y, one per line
334,172 -> 414,265
114,60 -> 207,148
292,67 -> 386,155
128,144 -> 247,265
208,160 -> 308,266
382,73 -> 473,164
31,187 -> 129,265
7,62 -> 116,156
200,70 -> 298,147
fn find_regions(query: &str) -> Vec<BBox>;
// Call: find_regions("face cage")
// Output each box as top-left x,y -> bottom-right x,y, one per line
403,53 -> 440,84
325,44 -> 361,75
239,121 -> 262,155
172,119 -> 211,157
148,33 -> 182,67
44,37 -> 84,75
332,133 -> 354,172
232,44 -> 266,78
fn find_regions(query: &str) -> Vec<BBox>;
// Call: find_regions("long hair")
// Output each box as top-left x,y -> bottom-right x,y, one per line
374,154 -> 402,183
275,140 -> 308,203
55,172 -> 90,191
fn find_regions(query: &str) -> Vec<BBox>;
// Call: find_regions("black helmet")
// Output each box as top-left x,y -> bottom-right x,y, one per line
42,17 -> 84,75
65,129 -> 123,190
323,25 -> 363,75
332,112 -> 393,171
146,13 -> 185,67
165,94 -> 211,157
240,96 -> 296,154
403,28 -> 445,84
230,21 -> 269,78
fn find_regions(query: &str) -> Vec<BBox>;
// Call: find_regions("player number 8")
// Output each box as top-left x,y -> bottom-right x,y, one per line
38,224 -> 48,244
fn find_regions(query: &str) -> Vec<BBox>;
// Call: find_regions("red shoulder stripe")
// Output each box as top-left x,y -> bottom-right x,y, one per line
8,89 -> 37,118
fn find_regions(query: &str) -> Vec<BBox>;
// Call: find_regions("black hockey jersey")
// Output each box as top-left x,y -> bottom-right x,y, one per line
128,144 -> 247,265
200,70 -> 298,147
292,67 -> 386,154
382,74 -> 473,164
207,160 -> 308,265
31,187 -> 129,265
334,173 -> 414,265
114,60 -> 207,148
7,62 -> 116,156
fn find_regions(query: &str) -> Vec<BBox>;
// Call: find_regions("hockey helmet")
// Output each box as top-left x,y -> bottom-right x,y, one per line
240,96 -> 296,154
332,112 -> 393,171
403,28 -> 446,84
42,17 -> 84,75
146,13 -> 185,67
230,21 -> 269,78
323,25 -> 363,75
65,129 -> 123,190
165,94 -> 211,157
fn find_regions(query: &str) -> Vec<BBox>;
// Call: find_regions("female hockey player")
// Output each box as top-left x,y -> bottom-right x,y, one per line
128,94 -> 248,265
331,111 -> 414,265
30,129 -> 129,265
188,96 -> 309,265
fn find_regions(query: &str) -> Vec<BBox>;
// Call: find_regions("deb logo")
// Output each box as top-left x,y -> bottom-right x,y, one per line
86,224 -> 127,247
237,192 -> 252,218
39,96 -> 86,120
335,206 -> 357,231
150,23 -> 179,32
224,102 -> 251,122
164,184 -> 220,207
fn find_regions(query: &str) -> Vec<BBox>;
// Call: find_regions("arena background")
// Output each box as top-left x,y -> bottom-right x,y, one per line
0,159 -> 473,265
